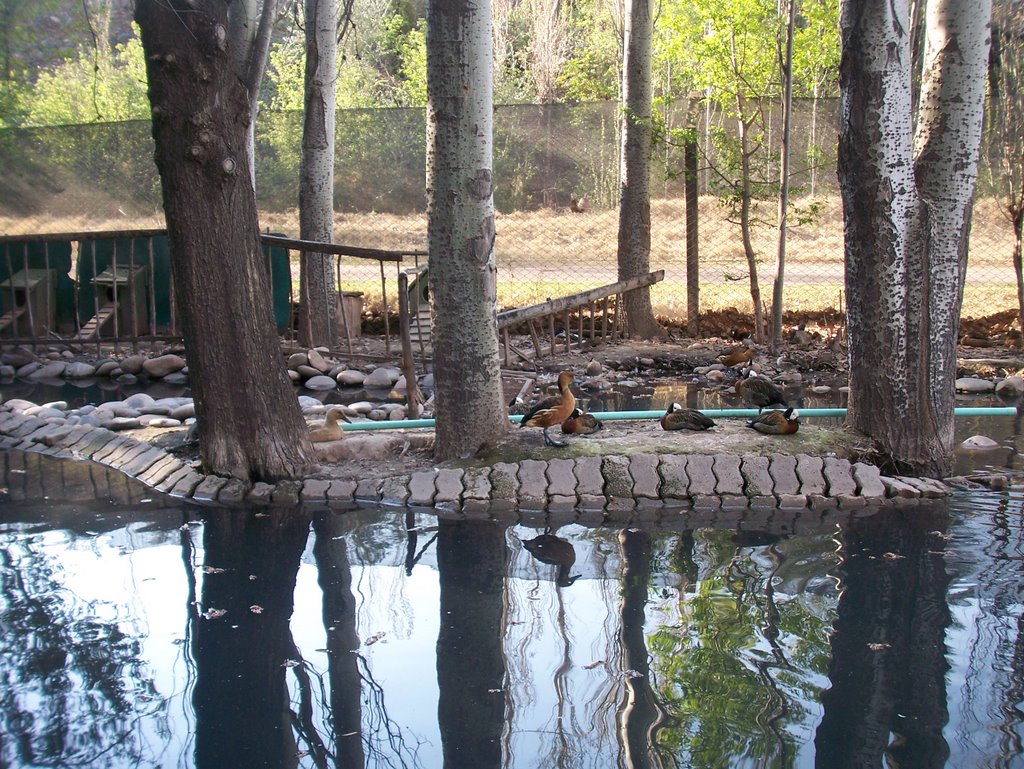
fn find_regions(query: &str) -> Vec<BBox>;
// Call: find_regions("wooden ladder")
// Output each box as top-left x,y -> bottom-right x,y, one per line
75,302 -> 118,340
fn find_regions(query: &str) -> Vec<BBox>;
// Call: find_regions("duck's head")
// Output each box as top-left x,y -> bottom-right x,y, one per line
557,370 -> 574,390
665,402 -> 682,414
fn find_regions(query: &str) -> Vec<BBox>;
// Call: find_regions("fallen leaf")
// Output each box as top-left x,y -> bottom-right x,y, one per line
249,605 -> 264,614
202,566 -> 226,574
365,632 -> 386,646
868,642 -> 891,651
583,660 -> 605,670
202,608 -> 226,620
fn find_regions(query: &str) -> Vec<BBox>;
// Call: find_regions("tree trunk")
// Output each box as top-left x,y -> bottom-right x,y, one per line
426,0 -> 509,460
737,106 -> 765,341
136,0 -> 317,483
616,0 -> 662,339
771,0 -> 797,349
683,99 -> 700,338
298,0 -> 338,348
840,0 -> 990,476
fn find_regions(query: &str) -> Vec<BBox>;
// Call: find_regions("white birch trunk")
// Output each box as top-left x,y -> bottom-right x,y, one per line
427,0 -> 508,459
841,0 -> 991,476
298,0 -> 338,348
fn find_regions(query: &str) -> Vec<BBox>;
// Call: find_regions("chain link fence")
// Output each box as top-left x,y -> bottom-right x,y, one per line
0,100 -> 1017,328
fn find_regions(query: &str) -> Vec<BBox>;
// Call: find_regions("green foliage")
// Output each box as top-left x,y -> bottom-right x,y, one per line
24,34 -> 148,126
558,0 -> 619,102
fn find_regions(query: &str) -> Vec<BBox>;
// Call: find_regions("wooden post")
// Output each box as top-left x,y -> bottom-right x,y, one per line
398,270 -> 421,418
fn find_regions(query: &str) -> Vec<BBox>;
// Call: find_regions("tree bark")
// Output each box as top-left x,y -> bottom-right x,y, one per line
840,0 -> 991,476
683,97 -> 700,338
298,0 -> 338,348
136,0 -> 318,482
426,0 -> 509,460
616,0 -> 662,339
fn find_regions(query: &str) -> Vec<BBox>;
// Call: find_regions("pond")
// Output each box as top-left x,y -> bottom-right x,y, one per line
1,453 -> 1022,769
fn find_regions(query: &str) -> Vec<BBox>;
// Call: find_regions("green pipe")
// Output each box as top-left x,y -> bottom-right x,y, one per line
335,406 -> 1019,431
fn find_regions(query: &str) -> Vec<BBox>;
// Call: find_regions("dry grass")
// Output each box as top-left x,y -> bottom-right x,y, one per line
2,194 -> 1017,320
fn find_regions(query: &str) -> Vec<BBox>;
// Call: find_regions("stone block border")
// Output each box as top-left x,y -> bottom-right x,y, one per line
0,403 -> 962,512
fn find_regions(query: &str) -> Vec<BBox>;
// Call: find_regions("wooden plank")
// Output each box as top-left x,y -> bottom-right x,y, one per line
527,320 -> 544,358
496,270 -> 664,328
75,302 -> 118,340
0,306 -> 26,331
260,233 -> 424,262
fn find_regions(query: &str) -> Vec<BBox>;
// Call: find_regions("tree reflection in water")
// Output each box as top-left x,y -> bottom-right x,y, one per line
1,460 -> 1022,769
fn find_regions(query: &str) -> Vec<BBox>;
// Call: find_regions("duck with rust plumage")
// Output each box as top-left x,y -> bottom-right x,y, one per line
735,369 -> 788,412
746,407 -> 800,435
519,370 -> 576,447
522,530 -> 581,587
660,403 -> 716,431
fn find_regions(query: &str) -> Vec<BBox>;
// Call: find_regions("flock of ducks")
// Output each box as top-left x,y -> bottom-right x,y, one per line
518,346 -> 801,447
307,344 -> 800,446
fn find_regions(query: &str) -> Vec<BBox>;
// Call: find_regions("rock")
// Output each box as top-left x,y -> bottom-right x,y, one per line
16,362 -> 41,378
955,377 -> 995,393
115,373 -> 138,385
143,354 -> 186,378
298,395 -> 325,412
995,375 -> 1024,397
811,385 -> 832,395
287,352 -> 308,369
24,406 -> 65,419
1,346 -> 35,367
296,365 -> 322,379
94,360 -> 120,377
307,348 -> 332,373
170,403 -> 196,420
288,370 -> 301,382
64,361 -> 97,379
140,415 -> 182,428
120,354 -> 147,374
304,375 -> 337,391
41,400 -> 68,411
388,407 -> 407,420
29,361 -> 67,379
960,435 -> 1001,451
124,393 -> 156,409
363,367 -> 401,388
0,365 -> 14,378
4,398 -> 37,412
336,369 -> 366,387
706,370 -> 726,383
368,409 -> 389,420
585,359 -> 603,376
347,401 -> 376,414
163,372 -> 189,385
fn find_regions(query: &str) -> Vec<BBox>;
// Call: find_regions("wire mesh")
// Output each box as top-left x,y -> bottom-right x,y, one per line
0,100 -> 1017,325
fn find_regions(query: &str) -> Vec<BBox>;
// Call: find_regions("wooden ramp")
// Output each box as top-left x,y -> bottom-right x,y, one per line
76,301 -> 118,340
495,271 -> 664,365
0,305 -> 27,334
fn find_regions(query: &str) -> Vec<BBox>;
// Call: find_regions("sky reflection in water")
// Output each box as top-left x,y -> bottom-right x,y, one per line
1,451 -> 1022,769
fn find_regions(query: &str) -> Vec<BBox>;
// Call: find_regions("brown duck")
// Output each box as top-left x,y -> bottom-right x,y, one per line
661,403 -> 716,431
309,407 -> 351,442
561,407 -> 603,435
520,371 -> 576,447
746,407 -> 800,435
735,370 -> 788,411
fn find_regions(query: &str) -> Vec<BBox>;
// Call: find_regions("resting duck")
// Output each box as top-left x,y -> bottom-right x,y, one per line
520,371 -> 576,447
661,402 -> 716,431
561,407 -> 603,435
746,407 -> 800,435
735,370 -> 788,411
522,531 -> 581,587
309,407 -> 351,442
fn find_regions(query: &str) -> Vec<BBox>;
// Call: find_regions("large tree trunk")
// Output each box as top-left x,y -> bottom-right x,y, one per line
426,0 -> 508,460
136,0 -> 317,483
737,106 -> 765,342
840,0 -> 991,477
298,0 -> 338,348
616,0 -> 662,339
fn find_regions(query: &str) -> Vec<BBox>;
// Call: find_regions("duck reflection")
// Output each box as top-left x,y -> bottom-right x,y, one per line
522,529 -> 581,587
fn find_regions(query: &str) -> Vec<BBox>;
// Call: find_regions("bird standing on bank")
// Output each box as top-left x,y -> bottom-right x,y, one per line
735,370 -> 788,411
747,407 -> 800,435
561,407 -> 603,435
660,403 -> 716,431
520,370 -> 576,447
